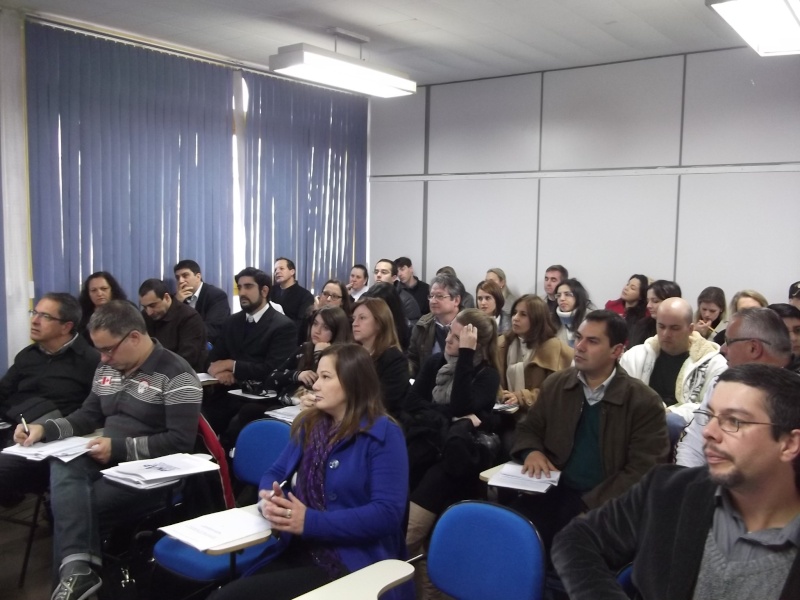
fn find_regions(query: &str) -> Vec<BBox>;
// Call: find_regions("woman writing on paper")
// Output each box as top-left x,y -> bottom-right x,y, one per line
209,343 -> 412,600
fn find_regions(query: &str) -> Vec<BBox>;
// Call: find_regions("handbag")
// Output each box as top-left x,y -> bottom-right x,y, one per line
441,418 -> 500,478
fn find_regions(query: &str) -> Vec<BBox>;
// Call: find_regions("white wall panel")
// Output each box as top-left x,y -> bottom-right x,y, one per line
676,172 -> 800,308
427,179 -> 539,296
429,74 -> 541,174
682,49 -> 800,166
369,92 -> 427,176
541,56 -> 683,170
368,181 -> 425,274
538,176 -> 679,305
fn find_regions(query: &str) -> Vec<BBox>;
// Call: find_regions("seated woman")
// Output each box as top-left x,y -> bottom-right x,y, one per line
476,279 -> 511,334
351,297 -> 410,418
605,274 -> 649,345
404,309 -> 500,565
628,279 -> 682,347
499,294 -> 573,412
362,281 -> 410,351
554,278 -> 594,348
692,286 -> 727,340
313,279 -> 352,316
208,344 -> 412,600
486,267 -> 516,320
78,271 -> 128,344
713,289 -> 768,345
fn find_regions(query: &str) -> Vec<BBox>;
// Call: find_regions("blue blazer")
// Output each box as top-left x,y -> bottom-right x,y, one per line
250,415 -> 413,600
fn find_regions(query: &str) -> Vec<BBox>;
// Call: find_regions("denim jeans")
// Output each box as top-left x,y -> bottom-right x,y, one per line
50,454 -> 166,574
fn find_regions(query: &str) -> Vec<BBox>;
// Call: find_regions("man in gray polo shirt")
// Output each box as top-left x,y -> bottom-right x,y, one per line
14,300 -> 202,600
552,364 -> 800,600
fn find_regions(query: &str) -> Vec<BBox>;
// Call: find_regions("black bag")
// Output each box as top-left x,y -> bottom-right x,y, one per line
441,419 -> 500,478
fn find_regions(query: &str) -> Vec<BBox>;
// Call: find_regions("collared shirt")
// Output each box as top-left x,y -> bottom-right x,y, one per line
713,487 -> 800,562
187,281 -> 204,308
247,300 -> 270,324
577,368 -> 617,406
39,333 -> 80,356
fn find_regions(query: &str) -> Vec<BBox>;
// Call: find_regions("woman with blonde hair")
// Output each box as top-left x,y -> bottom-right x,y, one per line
351,297 -> 409,418
713,288 -> 768,345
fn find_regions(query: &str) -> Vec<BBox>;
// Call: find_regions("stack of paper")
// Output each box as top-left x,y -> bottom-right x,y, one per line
2,437 -> 90,462
160,507 -> 271,551
487,461 -> 561,493
101,453 -> 219,489
264,405 -> 303,424
493,403 -> 519,414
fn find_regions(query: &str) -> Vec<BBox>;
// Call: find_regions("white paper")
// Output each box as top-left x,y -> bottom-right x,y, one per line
2,436 -> 90,462
102,453 -> 218,484
264,405 -> 303,424
487,461 -> 561,493
159,507 -> 271,551
198,373 -> 217,383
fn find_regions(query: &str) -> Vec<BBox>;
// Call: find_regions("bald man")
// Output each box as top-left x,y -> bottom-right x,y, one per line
620,298 -> 728,447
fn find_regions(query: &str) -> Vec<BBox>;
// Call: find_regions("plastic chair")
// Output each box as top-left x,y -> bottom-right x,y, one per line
616,563 -> 636,598
153,419 -> 291,585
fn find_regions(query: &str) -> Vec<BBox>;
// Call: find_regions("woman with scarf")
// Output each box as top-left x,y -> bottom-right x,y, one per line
404,309 -> 501,558
209,343 -> 412,600
554,278 -> 594,348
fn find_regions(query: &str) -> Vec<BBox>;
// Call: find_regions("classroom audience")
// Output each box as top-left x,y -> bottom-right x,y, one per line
605,274 -> 649,345
173,259 -> 231,347
713,288 -> 768,345
475,279 -> 511,335
692,285 -> 727,340
396,256 -> 430,316
77,271 -> 128,344
628,279 -> 682,347
485,267 -> 515,321
542,264 -> 568,328
554,278 -> 594,348
372,259 -> 421,328
408,274 -> 465,377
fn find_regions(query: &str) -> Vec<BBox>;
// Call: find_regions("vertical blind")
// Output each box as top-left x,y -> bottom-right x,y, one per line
0,151 -> 6,368
26,23 -> 235,299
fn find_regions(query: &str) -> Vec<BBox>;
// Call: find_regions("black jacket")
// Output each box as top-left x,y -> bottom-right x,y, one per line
192,282 -> 230,347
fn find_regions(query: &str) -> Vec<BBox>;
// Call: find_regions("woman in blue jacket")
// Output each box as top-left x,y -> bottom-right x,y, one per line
209,343 -> 412,600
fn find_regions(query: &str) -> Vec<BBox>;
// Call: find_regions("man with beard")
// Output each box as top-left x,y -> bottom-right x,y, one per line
552,364 -> 800,600
205,267 -> 296,434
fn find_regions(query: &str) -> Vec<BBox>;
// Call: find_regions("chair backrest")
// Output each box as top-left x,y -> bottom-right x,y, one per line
233,419 -> 291,486
196,414 -> 236,510
616,563 -> 636,599
427,500 -> 545,600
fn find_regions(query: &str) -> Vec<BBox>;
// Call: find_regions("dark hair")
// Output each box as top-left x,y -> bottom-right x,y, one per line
733,308 -> 792,359
351,264 -> 369,284
138,278 -> 169,299
361,284 -> 408,350
476,280 -> 505,317
648,280 -> 682,302
394,256 -> 412,269
299,306 -> 353,368
235,267 -> 272,291
716,364 -> 800,489
583,310 -> 629,348
275,257 -> 296,272
375,259 -> 398,277
292,343 -> 386,446
41,292 -> 82,333
769,303 -> 800,321
625,274 -> 650,323
455,309 -> 500,372
507,294 -> 556,346
696,286 -> 727,325
436,266 -> 457,277
320,279 -> 352,316
173,260 -> 201,275
556,278 -> 593,333
78,271 -> 128,331
546,265 -> 569,280
88,299 -> 147,336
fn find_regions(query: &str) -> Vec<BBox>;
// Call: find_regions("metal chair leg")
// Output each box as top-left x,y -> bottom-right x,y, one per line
18,493 -> 44,588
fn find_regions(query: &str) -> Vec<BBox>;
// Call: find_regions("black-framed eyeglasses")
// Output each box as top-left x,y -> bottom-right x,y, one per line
28,309 -> 67,323
724,337 -> 772,347
321,291 -> 342,300
692,409 -> 776,434
96,330 -> 133,357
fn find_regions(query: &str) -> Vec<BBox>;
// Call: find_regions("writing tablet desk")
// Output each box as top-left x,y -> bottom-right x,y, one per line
292,559 -> 414,600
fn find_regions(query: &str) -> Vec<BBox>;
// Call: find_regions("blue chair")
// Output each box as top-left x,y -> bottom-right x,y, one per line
153,419 -> 291,585
616,563 -> 636,598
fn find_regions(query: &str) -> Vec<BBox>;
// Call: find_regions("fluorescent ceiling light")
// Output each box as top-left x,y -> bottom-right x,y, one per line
707,0 -> 800,56
269,44 -> 416,98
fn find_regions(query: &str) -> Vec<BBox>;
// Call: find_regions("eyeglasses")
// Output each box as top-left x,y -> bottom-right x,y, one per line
724,337 -> 772,347
321,291 -> 342,300
28,309 -> 67,323
692,409 -> 775,434
96,330 -> 133,357
428,294 -> 453,301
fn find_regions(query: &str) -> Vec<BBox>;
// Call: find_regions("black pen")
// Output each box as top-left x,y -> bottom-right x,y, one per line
20,414 -> 29,436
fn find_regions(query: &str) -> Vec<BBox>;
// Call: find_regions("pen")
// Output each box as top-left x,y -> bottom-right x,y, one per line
269,479 -> 288,499
20,414 -> 29,435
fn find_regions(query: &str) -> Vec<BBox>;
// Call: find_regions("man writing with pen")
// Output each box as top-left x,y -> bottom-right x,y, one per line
14,300 -> 201,600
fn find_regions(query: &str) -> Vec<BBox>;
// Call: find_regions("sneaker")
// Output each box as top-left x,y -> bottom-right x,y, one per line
51,569 -> 102,600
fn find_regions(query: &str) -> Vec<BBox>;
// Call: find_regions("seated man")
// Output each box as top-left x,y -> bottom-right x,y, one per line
173,259 -> 230,347
395,256 -> 430,315
373,258 -> 421,326
553,364 -> 800,600
139,278 -> 208,372
620,297 -> 728,446
270,257 -> 314,330
14,300 -> 202,599
510,311 -> 668,551
205,267 -> 296,434
0,293 -> 100,507
408,273 -> 464,377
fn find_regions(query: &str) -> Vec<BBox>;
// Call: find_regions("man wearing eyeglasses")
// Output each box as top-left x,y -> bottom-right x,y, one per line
408,273 -> 464,377
553,364 -> 800,600
677,307 -> 795,467
14,300 -> 202,600
0,293 -> 100,508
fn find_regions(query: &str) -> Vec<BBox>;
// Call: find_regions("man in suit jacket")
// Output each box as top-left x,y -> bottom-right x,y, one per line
205,267 -> 296,434
174,259 -> 231,347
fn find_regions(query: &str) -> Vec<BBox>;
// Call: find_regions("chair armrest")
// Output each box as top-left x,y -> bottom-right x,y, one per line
292,559 -> 414,599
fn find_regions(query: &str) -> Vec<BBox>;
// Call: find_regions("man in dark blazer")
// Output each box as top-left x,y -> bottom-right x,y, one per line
205,267 -> 296,434
173,259 -> 230,347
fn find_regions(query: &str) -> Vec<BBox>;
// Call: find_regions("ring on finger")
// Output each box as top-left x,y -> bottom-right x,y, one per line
286,509 -> 292,518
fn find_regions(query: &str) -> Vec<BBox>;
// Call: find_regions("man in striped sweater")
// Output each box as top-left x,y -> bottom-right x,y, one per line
15,300 -> 202,600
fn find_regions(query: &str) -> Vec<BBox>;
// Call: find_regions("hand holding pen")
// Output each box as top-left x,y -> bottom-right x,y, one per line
13,415 -> 44,446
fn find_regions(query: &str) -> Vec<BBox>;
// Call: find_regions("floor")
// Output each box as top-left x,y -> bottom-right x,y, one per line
0,495 -> 52,600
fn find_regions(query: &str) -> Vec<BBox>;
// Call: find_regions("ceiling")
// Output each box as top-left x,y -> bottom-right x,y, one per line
1,0 -> 746,85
